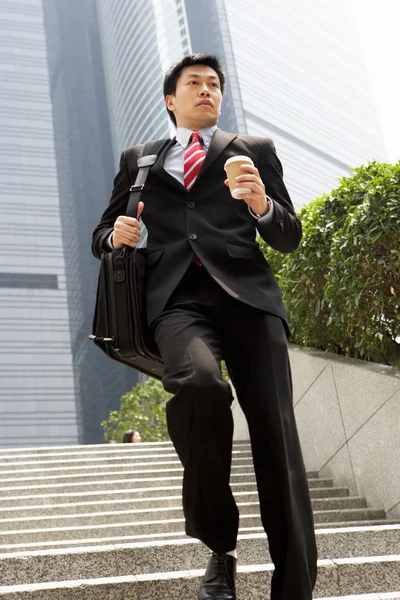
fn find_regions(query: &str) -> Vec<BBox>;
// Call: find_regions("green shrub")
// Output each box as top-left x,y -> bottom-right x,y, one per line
101,378 -> 171,443
326,163 -> 400,364
257,237 -> 286,281
276,195 -> 334,351
258,160 -> 400,366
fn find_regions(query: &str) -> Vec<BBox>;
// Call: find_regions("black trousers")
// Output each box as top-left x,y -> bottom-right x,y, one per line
153,263 -> 317,599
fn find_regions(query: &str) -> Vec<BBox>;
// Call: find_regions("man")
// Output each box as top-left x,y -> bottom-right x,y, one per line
92,54 -> 317,600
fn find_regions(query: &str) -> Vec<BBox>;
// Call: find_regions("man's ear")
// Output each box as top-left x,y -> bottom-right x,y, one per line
165,95 -> 175,113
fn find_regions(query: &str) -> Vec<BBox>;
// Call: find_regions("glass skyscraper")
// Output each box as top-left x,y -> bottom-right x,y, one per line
1,0 -> 386,447
95,0 -> 188,153
42,0 -> 142,444
96,0 -> 386,208
220,0 -> 387,207
0,0 -> 77,447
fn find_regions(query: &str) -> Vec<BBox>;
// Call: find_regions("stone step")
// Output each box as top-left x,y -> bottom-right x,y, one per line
0,463 -> 257,485
0,449 -> 254,467
0,484 -> 348,508
0,525 -> 398,585
0,463 -> 249,486
0,441 -> 250,457
0,457 -> 257,474
0,520 -> 396,553
0,460 -> 318,481
0,474 -> 333,496
0,501 -> 379,532
320,596 -> 400,600
0,555 -> 399,598
0,509 -> 387,545
0,494 -> 366,519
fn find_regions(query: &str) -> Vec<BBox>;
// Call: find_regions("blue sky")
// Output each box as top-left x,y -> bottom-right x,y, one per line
352,0 -> 400,161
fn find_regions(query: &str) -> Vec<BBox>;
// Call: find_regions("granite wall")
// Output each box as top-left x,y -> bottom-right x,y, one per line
231,345 -> 400,520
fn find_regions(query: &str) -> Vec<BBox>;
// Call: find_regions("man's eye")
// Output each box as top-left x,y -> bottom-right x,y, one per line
189,81 -> 197,85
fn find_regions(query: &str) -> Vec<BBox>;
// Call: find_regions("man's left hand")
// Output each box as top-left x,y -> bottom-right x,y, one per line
224,164 -> 270,216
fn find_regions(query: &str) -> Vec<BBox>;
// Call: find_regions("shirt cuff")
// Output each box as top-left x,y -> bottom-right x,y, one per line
248,197 -> 274,223
103,230 -> 114,252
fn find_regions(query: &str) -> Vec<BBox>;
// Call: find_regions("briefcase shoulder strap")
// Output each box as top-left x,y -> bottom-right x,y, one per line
126,138 -> 171,218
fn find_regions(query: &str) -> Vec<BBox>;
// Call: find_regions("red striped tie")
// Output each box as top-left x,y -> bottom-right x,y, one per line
184,132 -> 205,267
184,132 -> 206,190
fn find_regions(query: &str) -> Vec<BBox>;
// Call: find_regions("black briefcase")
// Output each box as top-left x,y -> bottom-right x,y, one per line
89,139 -> 169,379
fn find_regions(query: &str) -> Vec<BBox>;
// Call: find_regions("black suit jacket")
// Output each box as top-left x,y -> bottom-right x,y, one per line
92,129 -> 302,332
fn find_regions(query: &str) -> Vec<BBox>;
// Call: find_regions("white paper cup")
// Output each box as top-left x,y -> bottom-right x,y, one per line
224,156 -> 254,199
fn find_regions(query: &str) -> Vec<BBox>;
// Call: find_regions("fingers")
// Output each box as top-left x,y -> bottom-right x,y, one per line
116,215 -> 140,225
240,164 -> 259,175
137,201 -> 144,219
117,233 -> 140,248
236,181 -> 264,196
113,215 -> 141,248
236,172 -> 264,186
114,218 -> 140,236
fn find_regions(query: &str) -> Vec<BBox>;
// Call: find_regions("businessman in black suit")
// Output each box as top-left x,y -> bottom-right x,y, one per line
92,53 -> 317,600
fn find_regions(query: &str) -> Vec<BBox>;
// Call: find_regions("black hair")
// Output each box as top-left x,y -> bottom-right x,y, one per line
163,53 -> 226,126
122,429 -> 138,443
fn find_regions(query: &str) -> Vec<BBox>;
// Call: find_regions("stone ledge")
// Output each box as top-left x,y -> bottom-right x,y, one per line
288,344 -> 400,380
0,493 -> 361,519
0,555 -> 399,599
0,525 -> 398,586
0,484 -> 348,507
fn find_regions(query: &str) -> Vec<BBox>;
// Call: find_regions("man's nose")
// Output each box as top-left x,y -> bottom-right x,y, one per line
199,85 -> 210,96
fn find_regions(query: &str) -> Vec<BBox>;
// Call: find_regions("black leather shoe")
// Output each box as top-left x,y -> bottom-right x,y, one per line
198,552 -> 237,599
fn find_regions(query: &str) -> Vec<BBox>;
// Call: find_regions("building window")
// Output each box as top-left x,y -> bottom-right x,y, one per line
0,273 -> 59,289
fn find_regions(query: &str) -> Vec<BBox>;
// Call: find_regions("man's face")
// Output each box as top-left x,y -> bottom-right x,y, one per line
166,65 -> 222,130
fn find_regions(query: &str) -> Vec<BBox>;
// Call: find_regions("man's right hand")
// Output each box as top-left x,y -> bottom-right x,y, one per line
112,202 -> 144,249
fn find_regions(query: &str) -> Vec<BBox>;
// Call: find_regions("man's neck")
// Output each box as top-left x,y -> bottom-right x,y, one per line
176,121 -> 218,131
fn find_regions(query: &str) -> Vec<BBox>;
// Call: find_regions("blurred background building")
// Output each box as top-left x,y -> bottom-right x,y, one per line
0,0 -> 388,446
95,0 -> 386,207
41,0 -> 142,445
0,0 -> 77,447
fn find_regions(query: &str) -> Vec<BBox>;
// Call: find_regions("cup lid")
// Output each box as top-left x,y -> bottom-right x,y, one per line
224,155 -> 254,168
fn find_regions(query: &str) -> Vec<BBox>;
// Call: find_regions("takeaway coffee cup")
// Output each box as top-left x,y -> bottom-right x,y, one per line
224,156 -> 254,199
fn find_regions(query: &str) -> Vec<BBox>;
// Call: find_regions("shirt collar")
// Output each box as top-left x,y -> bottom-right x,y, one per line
175,125 -> 218,149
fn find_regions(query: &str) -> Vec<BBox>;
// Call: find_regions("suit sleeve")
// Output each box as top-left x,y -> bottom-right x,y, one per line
255,140 -> 302,253
91,150 -> 132,260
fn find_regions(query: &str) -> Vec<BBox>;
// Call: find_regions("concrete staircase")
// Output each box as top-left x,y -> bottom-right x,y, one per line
0,441 -> 398,599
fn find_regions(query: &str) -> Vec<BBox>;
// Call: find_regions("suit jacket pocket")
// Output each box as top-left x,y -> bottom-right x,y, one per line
147,249 -> 164,267
226,242 -> 268,265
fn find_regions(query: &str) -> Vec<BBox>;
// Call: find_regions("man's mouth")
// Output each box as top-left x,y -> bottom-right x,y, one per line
197,100 -> 213,107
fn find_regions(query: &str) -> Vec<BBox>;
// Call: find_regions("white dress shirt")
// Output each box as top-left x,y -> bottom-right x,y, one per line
164,125 -> 216,185
107,126 -> 274,249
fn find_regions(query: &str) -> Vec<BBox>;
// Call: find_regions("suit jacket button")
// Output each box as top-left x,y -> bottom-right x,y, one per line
279,220 -> 284,231
189,233 -> 197,240
187,201 -> 196,209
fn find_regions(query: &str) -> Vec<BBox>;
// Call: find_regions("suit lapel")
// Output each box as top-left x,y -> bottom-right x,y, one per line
195,129 -> 237,186
151,137 -> 187,193
151,129 -> 237,192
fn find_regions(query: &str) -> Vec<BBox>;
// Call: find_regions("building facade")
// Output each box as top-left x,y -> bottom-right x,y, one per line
220,0 -> 387,207
95,0 -> 246,161
96,0 -> 386,208
42,0 -> 141,444
0,0 -> 385,447
0,0 -> 77,447
95,0 -> 187,156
